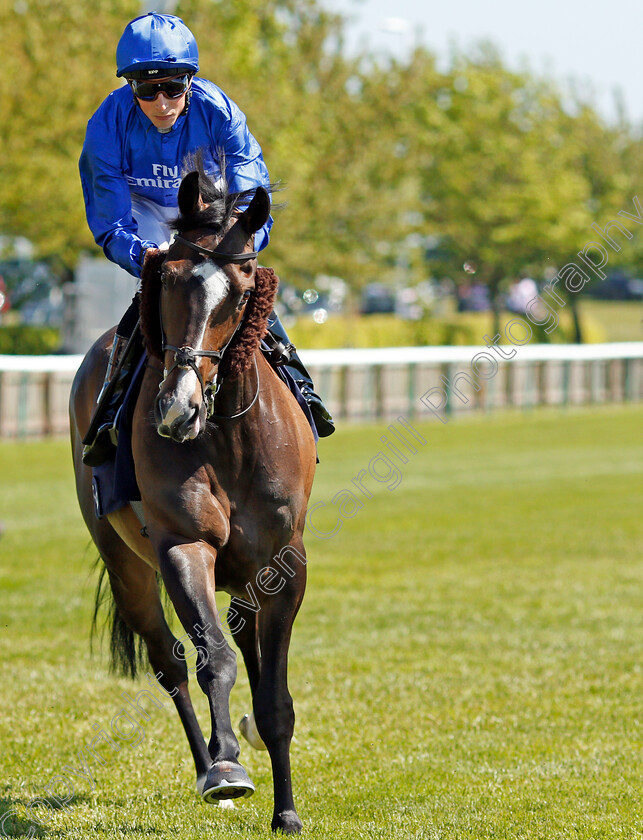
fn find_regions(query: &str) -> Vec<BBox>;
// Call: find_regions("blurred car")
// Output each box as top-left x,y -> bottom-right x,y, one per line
360,283 -> 395,315
0,258 -> 64,326
587,272 -> 643,301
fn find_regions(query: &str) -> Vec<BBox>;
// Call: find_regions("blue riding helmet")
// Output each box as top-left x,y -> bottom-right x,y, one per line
116,13 -> 199,79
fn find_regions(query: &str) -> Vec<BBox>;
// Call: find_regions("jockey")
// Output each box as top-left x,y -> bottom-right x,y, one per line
79,12 -> 334,466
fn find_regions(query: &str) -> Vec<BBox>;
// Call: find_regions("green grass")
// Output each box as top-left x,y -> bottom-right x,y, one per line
0,405 -> 642,839
581,300 -> 643,343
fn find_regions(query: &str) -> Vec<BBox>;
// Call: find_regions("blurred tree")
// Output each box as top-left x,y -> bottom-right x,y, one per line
546,96 -> 639,340
1,0 -> 638,326
182,0 -> 420,288
405,44 -> 601,336
568,95 -> 643,271
0,0 -> 428,288
1,0 -> 139,269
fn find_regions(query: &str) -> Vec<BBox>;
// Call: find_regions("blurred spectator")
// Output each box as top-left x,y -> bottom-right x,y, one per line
457,280 -> 491,312
507,275 -> 539,314
0,278 -> 7,323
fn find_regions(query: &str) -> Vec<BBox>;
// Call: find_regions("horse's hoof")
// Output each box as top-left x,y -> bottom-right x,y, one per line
201,761 -> 255,803
272,810 -> 303,834
239,712 -> 267,750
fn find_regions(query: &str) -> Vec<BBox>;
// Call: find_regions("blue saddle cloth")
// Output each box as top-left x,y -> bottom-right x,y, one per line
92,353 -> 145,519
92,350 -> 317,519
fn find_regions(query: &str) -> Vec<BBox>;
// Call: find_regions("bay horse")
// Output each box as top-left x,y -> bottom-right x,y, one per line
69,168 -> 316,834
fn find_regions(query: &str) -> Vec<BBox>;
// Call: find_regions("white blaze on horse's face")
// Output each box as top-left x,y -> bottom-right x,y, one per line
190,260 -> 231,382
193,259 -> 231,314
158,260 -> 230,440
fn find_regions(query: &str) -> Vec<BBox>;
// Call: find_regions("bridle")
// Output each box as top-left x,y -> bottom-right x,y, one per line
158,235 -> 260,420
173,234 -> 259,263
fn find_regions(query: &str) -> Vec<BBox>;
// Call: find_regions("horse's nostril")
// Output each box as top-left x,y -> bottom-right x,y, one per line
154,394 -> 202,443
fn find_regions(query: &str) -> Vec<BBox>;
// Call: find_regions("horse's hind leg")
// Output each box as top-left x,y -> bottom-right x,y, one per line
232,614 -> 268,751
253,543 -> 307,834
95,527 -> 211,789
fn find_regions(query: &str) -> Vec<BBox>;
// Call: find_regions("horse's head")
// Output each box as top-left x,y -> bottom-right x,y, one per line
142,169 -> 271,442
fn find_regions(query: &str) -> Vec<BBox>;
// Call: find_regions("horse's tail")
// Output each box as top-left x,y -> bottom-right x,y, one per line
91,560 -> 147,679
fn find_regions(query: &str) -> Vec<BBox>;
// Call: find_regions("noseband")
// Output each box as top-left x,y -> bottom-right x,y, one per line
162,337 -> 239,419
158,236 -> 260,419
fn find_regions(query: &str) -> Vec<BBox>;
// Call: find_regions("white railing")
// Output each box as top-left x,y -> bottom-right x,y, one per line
1,343 -> 642,438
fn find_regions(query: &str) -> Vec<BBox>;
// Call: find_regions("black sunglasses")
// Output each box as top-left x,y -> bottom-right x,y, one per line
128,75 -> 191,101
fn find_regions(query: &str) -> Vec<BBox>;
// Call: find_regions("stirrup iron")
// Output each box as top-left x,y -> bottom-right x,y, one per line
263,330 -> 295,366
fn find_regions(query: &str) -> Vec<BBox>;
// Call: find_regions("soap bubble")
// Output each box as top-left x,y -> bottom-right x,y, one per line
313,308 -> 328,324
303,289 -> 319,304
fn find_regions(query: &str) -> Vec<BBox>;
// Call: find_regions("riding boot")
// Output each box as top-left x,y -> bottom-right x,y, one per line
81,332 -> 136,467
265,312 -> 335,437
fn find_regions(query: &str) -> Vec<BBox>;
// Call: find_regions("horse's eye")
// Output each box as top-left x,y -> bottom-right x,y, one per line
237,289 -> 252,311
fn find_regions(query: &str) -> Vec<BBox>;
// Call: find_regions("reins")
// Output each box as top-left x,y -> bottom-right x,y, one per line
208,355 -> 260,420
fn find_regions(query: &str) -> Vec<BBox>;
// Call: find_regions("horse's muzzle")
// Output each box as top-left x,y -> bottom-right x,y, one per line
155,390 -> 203,442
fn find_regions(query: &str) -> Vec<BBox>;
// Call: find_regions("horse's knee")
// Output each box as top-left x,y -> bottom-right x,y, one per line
195,638 -> 237,692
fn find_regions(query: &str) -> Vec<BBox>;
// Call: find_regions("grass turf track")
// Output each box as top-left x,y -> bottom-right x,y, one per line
0,404 -> 641,839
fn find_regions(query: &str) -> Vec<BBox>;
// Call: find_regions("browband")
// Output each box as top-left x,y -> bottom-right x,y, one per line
173,234 -> 259,263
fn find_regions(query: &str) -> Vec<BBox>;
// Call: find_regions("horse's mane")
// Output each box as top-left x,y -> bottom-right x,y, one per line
171,151 -> 259,236
139,160 -> 279,379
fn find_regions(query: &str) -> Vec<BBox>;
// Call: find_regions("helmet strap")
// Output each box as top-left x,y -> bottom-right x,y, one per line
181,87 -> 193,118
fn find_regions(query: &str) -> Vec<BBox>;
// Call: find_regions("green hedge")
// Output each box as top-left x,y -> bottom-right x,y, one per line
0,325 -> 61,354
287,311 -> 607,349
288,315 -> 479,349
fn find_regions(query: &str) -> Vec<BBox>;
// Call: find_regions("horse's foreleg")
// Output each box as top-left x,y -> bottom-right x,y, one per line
156,538 -> 254,801
254,547 -> 307,834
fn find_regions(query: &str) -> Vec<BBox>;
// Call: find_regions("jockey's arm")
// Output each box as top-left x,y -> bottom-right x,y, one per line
79,119 -> 157,279
216,102 -> 273,253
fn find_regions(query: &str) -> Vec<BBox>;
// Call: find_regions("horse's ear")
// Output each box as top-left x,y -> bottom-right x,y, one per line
239,187 -> 271,235
178,171 -> 201,218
